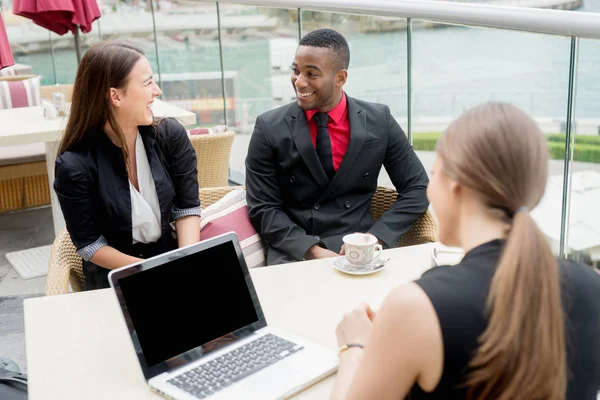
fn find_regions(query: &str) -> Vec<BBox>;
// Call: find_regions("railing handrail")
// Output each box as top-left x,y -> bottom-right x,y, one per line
209,0 -> 600,39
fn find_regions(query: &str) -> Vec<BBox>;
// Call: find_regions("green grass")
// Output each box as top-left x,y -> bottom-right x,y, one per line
411,132 -> 600,163
411,133 -> 440,152
546,134 -> 600,146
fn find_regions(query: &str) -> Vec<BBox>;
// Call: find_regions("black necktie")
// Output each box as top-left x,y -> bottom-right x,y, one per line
314,112 -> 335,180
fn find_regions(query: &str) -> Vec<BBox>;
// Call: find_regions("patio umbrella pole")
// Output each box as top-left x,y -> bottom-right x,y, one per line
74,24 -> 82,64
48,31 -> 58,84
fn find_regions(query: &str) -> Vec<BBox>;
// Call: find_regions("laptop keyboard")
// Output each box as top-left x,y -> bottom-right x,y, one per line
167,333 -> 304,399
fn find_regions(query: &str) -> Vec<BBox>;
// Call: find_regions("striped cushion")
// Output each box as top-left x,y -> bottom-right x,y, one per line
0,76 -> 41,109
187,125 -> 229,136
188,128 -> 210,135
200,187 -> 266,268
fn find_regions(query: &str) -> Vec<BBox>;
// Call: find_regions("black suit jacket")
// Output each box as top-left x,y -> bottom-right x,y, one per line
245,95 -> 429,265
54,118 -> 200,288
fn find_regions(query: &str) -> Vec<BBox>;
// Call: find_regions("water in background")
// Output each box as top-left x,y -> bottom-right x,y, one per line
13,1 -> 600,121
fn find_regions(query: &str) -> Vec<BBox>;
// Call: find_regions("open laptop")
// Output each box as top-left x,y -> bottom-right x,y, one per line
108,231 -> 338,400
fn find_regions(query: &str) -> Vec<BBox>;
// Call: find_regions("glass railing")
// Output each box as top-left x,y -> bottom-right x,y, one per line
565,36 -> 600,266
4,0 -> 600,264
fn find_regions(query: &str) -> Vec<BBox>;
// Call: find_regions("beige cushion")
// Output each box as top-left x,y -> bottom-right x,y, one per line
0,143 -> 46,166
0,64 -> 33,77
0,67 -> 17,77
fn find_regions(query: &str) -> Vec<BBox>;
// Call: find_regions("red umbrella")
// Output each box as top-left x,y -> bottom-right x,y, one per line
13,0 -> 100,63
0,13 -> 15,70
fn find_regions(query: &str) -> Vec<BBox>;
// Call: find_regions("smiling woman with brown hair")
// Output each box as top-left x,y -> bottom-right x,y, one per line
54,41 -> 201,290
330,102 -> 600,400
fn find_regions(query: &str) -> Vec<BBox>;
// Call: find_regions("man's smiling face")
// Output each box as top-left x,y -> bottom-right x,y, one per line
290,45 -> 346,112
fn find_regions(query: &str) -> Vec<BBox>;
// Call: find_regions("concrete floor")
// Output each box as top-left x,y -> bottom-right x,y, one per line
0,207 -> 54,373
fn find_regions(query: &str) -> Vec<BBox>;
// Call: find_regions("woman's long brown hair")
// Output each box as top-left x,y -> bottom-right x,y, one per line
58,41 -> 145,164
436,102 -> 566,400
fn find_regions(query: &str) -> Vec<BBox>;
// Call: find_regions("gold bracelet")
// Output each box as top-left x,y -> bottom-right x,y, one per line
338,343 -> 364,356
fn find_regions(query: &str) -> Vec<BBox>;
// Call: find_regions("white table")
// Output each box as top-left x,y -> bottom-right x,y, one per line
0,99 -> 197,235
24,243 -> 438,400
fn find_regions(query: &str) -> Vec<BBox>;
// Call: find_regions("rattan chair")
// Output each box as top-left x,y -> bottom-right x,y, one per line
45,187 -> 243,296
45,228 -> 84,296
189,132 -> 235,188
198,186 -> 239,207
0,161 -> 50,213
371,186 -> 438,247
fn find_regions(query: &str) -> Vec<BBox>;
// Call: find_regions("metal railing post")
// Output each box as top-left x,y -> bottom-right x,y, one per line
558,36 -> 579,258
406,18 -> 413,145
298,8 -> 303,40
150,0 -> 162,88
217,2 -> 229,126
49,32 -> 58,84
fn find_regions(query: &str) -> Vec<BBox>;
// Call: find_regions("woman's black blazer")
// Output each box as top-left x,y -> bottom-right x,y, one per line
54,118 -> 201,261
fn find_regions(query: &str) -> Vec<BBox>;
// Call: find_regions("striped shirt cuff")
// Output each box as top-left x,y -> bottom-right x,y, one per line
171,205 -> 202,221
76,235 -> 108,261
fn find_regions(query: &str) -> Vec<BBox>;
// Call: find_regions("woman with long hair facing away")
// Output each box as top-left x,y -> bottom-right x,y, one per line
330,102 -> 600,399
54,41 -> 201,290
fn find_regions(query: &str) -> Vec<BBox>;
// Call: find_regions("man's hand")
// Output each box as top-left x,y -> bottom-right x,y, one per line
304,244 -> 339,260
340,233 -> 383,255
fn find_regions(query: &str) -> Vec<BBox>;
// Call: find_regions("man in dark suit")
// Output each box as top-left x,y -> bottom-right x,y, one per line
245,28 -> 429,265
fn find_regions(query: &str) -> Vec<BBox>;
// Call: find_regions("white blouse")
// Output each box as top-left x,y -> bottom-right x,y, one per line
130,131 -> 162,244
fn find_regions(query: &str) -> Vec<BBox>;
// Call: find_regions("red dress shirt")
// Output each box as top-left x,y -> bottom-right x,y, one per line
304,92 -> 350,171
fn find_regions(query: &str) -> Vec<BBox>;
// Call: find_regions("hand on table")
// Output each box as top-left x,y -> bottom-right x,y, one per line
335,302 -> 376,347
304,244 -> 340,260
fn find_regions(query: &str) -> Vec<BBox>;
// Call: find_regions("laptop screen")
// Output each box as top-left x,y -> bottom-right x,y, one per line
117,239 -> 261,368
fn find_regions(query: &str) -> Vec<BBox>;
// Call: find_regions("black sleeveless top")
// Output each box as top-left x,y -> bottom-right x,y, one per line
409,239 -> 600,399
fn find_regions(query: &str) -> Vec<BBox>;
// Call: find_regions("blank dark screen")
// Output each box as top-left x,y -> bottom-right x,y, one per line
118,241 -> 259,367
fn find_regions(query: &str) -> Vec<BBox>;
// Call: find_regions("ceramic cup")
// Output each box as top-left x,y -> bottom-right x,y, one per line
342,233 -> 382,267
430,246 -> 465,267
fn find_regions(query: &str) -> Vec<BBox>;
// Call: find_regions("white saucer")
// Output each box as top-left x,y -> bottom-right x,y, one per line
333,256 -> 387,276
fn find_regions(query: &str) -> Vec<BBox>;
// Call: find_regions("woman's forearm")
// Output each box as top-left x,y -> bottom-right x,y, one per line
175,215 -> 201,248
330,349 -> 363,400
90,246 -> 143,270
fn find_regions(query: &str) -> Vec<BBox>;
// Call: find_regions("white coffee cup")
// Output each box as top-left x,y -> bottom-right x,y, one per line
342,233 -> 383,266
430,246 -> 465,267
